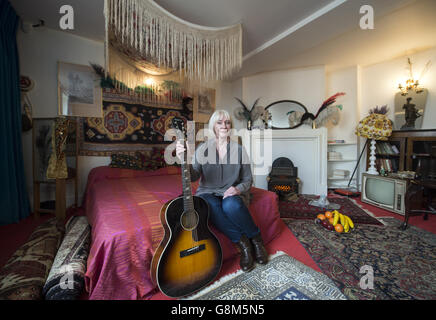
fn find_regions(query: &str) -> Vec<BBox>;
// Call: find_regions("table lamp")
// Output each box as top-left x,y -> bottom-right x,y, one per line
355,107 -> 393,175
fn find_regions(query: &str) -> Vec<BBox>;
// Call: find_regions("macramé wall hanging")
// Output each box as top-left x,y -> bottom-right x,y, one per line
103,0 -> 242,98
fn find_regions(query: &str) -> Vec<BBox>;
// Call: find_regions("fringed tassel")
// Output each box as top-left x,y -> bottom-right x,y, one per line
105,0 -> 242,84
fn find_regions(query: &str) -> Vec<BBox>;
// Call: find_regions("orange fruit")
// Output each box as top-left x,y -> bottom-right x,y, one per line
325,211 -> 333,219
317,214 -> 326,220
328,217 -> 335,225
335,224 -> 344,233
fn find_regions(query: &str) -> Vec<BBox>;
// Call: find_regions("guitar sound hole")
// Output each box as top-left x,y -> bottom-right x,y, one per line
180,210 -> 199,230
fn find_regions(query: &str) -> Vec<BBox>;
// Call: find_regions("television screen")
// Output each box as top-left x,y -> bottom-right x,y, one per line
365,177 -> 395,206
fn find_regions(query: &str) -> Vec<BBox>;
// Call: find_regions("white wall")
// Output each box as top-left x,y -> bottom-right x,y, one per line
361,47 -> 436,128
18,27 -> 106,209
326,66 -> 359,143
242,65 -> 326,121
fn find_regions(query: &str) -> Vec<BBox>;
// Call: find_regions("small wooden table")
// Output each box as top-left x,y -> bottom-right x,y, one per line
400,179 -> 436,230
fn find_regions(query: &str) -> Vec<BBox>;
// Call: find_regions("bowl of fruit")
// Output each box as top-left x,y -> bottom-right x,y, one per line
315,210 -> 354,233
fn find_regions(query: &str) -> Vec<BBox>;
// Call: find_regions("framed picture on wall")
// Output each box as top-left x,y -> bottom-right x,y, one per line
57,61 -> 103,118
194,88 -> 215,123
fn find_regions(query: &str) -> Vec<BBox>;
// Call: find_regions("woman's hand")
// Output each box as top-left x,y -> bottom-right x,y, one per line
223,186 -> 241,199
176,140 -> 192,161
175,140 -> 185,160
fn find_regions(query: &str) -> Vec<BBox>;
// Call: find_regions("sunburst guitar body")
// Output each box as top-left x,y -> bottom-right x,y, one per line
150,117 -> 222,298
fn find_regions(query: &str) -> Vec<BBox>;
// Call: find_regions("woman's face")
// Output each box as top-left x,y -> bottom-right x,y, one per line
214,116 -> 231,139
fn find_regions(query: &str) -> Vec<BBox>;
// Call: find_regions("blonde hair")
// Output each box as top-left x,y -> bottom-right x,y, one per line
208,109 -> 232,135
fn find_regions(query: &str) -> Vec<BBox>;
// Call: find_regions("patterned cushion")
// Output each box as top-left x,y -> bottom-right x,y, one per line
0,218 -> 64,300
110,148 -> 167,171
109,153 -> 143,170
137,147 -> 167,171
42,216 -> 91,300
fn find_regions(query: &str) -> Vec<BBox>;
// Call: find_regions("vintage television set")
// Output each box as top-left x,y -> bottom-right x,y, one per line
361,173 -> 408,215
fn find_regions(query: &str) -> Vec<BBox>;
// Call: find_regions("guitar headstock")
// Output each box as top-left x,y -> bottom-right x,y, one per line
171,117 -> 186,140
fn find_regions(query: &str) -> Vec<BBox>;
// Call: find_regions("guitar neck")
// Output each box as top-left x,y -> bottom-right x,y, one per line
180,142 -> 194,212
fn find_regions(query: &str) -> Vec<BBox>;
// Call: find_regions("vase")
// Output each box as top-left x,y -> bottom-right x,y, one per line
247,119 -> 252,130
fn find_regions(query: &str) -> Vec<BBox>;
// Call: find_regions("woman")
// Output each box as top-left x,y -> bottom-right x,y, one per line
176,110 -> 268,272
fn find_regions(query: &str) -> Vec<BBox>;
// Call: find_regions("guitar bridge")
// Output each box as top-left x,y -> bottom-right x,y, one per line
179,244 -> 206,258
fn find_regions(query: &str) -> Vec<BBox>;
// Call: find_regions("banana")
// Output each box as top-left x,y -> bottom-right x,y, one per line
345,216 -> 354,229
343,218 -> 350,232
344,222 -> 350,233
333,211 -> 339,226
339,213 -> 346,227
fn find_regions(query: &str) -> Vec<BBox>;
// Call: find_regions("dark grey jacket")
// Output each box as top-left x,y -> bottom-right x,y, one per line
190,139 -> 252,206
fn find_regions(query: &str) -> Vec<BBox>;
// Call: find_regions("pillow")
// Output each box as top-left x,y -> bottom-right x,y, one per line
136,147 -> 167,171
109,153 -> 143,170
0,218 -> 64,300
42,216 -> 91,300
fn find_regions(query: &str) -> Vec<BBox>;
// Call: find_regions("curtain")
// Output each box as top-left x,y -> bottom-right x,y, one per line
0,0 -> 31,225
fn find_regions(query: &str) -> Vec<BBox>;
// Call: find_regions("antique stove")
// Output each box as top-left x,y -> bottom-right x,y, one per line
267,157 -> 300,200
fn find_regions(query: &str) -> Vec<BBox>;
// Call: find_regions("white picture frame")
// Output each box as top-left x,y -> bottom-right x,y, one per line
58,61 -> 103,118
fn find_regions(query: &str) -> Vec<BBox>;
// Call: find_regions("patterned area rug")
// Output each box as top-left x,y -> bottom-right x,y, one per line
186,252 -> 346,300
279,195 -> 384,226
42,216 -> 91,300
284,217 -> 436,299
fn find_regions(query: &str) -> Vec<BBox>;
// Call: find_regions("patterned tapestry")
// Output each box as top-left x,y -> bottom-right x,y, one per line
78,89 -> 193,156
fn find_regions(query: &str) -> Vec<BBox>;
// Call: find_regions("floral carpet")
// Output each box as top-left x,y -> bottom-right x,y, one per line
279,195 -> 384,226
284,217 -> 436,299
186,252 -> 346,300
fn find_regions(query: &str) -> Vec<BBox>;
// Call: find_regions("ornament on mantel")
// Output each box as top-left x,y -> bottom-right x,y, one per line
234,97 -> 264,130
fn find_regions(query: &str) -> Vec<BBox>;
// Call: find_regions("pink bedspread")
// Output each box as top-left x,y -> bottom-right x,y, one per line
83,166 -> 284,300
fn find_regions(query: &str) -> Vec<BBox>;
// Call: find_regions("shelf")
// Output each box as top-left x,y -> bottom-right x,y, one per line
328,159 -> 357,162
328,177 -> 356,180
328,143 -> 357,146
375,154 -> 400,157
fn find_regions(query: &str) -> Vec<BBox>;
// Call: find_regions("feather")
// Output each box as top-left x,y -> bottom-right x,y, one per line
288,111 -> 304,127
315,92 -> 345,119
234,97 -> 262,121
314,105 -> 341,128
234,107 -> 247,121
369,105 -> 388,115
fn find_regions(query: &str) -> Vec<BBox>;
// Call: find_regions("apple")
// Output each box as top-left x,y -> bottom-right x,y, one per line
321,220 -> 329,228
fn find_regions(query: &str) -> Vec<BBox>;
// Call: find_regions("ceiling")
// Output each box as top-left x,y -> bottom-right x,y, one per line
10,0 -> 436,80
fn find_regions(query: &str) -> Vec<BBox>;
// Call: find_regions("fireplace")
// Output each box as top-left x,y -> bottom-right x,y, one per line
251,128 -> 328,196
267,157 -> 300,200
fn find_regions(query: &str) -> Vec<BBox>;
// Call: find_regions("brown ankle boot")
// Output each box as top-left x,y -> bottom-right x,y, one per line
250,233 -> 268,264
236,235 -> 255,272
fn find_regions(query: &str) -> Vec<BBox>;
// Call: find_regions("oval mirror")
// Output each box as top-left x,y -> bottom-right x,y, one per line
264,100 -> 308,129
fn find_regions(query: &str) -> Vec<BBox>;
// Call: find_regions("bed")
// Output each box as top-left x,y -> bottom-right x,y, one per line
83,165 -> 284,300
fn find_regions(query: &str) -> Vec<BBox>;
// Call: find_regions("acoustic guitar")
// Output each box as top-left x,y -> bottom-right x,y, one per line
150,118 -> 222,298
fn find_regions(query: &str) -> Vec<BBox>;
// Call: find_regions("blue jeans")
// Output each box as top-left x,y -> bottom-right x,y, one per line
199,193 -> 260,243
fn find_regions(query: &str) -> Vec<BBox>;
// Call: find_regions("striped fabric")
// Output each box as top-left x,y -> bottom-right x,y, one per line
83,166 -> 283,300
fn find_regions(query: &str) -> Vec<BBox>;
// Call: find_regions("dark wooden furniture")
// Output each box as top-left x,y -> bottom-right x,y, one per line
367,129 -> 436,229
401,179 -> 436,230
367,129 -> 436,173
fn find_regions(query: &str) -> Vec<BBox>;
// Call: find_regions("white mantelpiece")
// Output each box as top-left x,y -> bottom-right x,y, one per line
250,128 -> 328,196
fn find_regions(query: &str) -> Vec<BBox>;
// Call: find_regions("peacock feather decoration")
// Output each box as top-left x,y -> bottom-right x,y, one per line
287,92 -> 345,128
233,97 -> 265,129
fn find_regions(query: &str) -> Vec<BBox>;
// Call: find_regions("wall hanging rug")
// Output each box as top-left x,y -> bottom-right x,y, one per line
78,89 -> 192,156
285,218 -> 436,299
185,251 -> 346,300
279,195 -> 384,226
